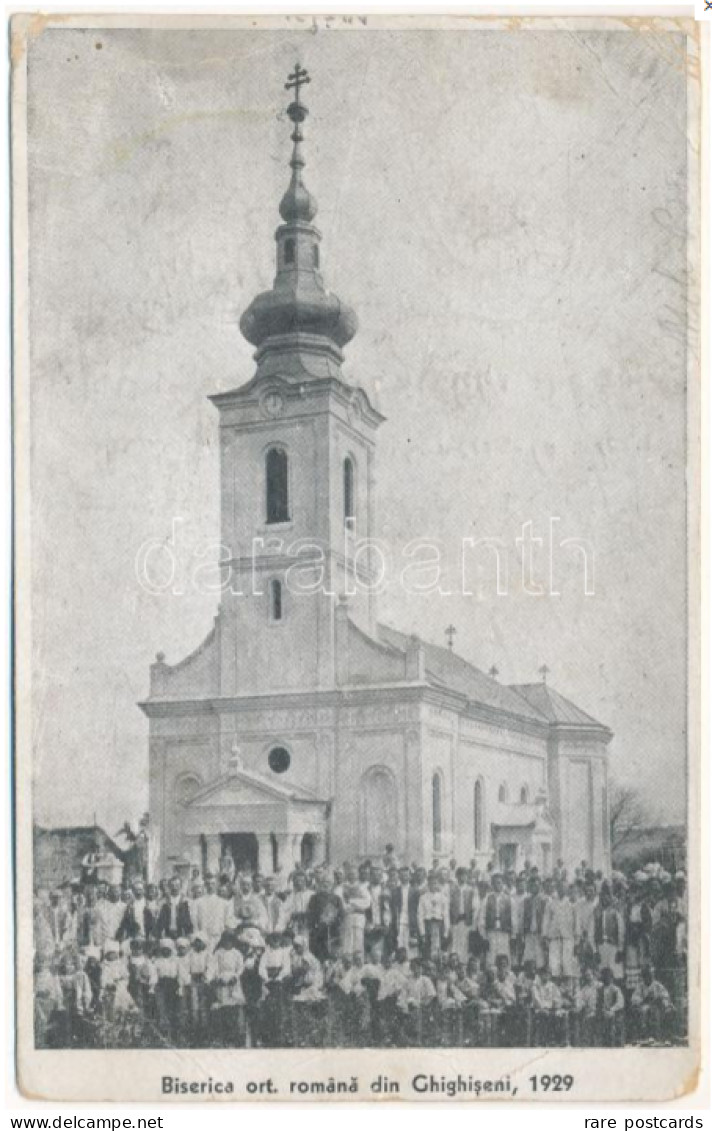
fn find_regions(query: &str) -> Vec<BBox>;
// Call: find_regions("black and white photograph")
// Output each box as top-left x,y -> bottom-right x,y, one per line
12,13 -> 701,1102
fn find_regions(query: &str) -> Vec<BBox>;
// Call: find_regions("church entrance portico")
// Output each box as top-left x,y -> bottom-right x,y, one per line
221,832 -> 259,874
177,766 -> 328,878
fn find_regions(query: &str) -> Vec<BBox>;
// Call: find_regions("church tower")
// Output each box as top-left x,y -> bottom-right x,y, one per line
144,68 -> 611,879
211,66 -> 384,698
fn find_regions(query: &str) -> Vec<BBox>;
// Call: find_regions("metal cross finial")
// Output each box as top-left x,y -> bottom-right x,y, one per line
285,64 -> 311,104
445,624 -> 457,650
489,665 -> 499,679
539,663 -> 550,684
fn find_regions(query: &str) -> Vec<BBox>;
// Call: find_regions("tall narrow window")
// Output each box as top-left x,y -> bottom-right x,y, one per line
284,238 -> 295,265
266,447 -> 289,524
520,785 -> 529,805
498,783 -> 508,804
474,779 -> 484,851
343,456 -> 355,523
270,579 -> 283,622
432,773 -> 442,854
312,244 -> 320,268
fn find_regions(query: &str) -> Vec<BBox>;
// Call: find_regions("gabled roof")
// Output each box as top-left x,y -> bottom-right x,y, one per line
508,683 -> 608,730
375,622 -> 609,734
491,803 -> 554,829
377,623 -> 548,724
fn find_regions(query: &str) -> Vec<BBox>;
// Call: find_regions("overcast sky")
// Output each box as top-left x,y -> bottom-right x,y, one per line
26,22 -> 692,831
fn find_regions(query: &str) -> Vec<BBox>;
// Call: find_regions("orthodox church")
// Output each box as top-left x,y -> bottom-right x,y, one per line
141,68 -> 612,881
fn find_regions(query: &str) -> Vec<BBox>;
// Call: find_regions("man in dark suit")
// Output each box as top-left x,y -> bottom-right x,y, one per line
157,876 -> 193,940
118,879 -> 157,942
388,866 -> 420,957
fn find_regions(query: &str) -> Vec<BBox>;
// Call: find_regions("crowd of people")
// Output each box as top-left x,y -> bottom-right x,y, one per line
33,846 -> 687,1050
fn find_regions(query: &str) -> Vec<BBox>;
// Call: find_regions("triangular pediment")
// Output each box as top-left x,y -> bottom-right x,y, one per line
184,769 -> 324,810
187,781 -> 276,809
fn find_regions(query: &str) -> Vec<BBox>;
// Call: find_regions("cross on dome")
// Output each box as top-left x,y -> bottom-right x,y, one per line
239,67 -> 358,379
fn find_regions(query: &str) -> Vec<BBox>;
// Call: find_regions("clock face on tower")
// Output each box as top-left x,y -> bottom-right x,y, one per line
262,391 -> 284,418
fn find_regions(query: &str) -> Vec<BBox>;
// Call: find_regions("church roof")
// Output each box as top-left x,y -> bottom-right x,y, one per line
376,623 -> 609,733
491,803 -> 554,829
507,682 -> 608,730
377,623 -> 548,724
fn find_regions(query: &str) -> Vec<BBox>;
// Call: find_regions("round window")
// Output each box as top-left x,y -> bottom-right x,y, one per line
268,746 -> 290,774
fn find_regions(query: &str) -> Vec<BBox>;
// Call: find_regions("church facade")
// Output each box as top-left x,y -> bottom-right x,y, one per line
141,70 -> 612,881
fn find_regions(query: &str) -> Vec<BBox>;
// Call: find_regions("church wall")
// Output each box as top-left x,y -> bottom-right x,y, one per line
148,714 -> 220,873
551,735 -> 611,873
452,738 -> 547,865
150,622 -> 220,700
219,585 -> 335,697
219,729 -> 320,796
329,697 -> 423,864
330,418 -> 377,633
422,705 -> 549,866
216,702 -> 336,798
420,728 -> 454,862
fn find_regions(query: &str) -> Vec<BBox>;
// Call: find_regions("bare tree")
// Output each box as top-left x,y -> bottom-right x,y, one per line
609,780 -> 651,853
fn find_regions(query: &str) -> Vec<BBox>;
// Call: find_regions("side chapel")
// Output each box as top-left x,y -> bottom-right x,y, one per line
141,68 -> 612,879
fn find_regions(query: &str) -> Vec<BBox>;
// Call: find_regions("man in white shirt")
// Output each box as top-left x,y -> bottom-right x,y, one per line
261,875 -> 286,935
229,875 -> 268,934
417,873 -> 450,959
93,885 -> 124,947
365,865 -> 391,962
195,874 -> 229,947
339,864 -> 371,959
449,867 -> 478,963
544,883 -> 578,988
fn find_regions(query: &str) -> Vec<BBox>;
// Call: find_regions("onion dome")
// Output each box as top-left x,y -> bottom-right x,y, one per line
239,65 -> 358,380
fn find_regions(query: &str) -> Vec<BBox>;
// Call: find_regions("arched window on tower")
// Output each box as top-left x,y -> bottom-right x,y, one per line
343,456 -> 355,524
265,447 -> 289,524
474,779 -> 485,851
270,579 -> 283,622
520,785 -> 529,805
432,772 -> 443,855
